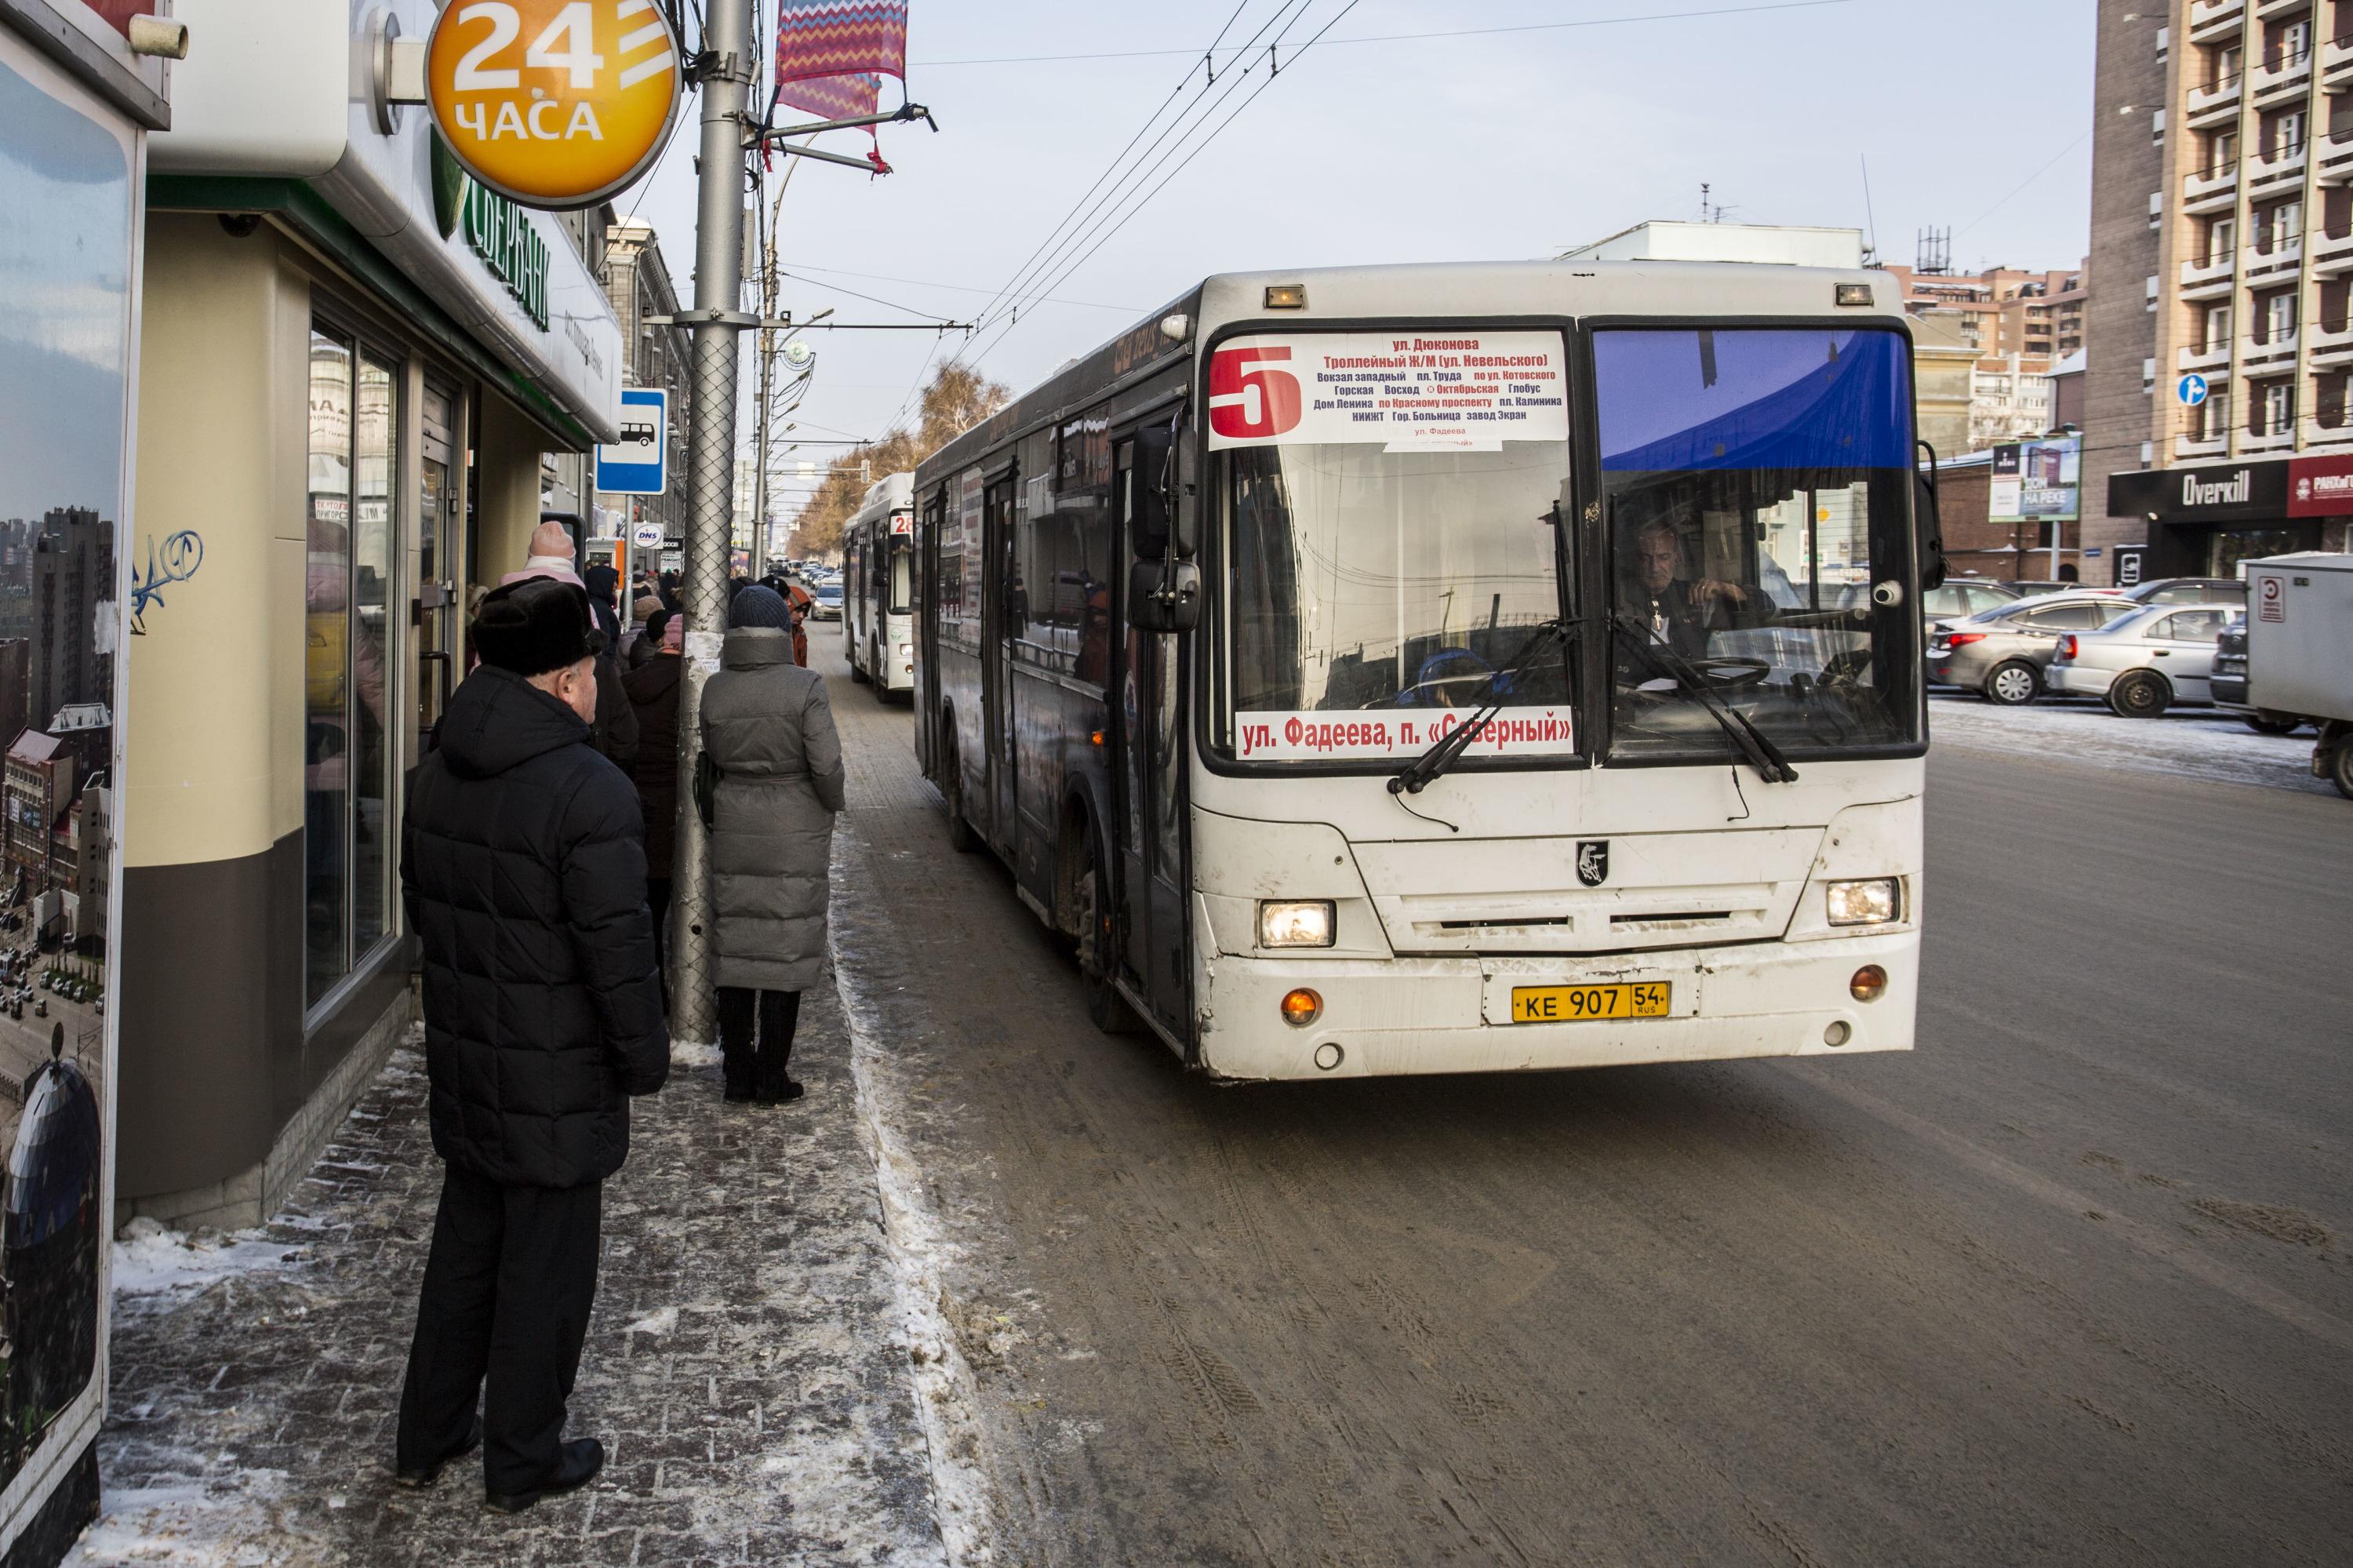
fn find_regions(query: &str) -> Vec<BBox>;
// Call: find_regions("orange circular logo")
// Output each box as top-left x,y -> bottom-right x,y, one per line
427,0 -> 682,209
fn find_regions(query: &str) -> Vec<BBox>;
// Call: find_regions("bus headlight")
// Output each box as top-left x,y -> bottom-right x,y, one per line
1825,878 -> 1901,926
1258,900 -> 1335,948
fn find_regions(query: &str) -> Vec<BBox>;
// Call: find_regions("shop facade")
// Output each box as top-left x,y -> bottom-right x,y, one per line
2108,453 -> 2353,582
115,0 -> 621,1231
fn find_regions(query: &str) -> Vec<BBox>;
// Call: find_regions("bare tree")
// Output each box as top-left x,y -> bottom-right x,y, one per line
784,364 -> 1007,558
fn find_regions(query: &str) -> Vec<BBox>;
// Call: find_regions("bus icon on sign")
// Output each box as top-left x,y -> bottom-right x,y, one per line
2177,373 -> 2209,407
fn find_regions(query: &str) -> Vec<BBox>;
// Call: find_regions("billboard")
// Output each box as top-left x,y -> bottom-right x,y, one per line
0,6 -> 151,1561
1989,436 -> 2081,523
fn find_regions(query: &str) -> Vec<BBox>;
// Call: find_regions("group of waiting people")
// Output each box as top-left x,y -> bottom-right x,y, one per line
391,521 -> 846,1512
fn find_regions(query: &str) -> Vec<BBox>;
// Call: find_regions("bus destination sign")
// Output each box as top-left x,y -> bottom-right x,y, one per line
1206,330 -> 1569,453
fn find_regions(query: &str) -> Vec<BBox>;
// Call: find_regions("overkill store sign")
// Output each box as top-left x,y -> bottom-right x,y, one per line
427,0 -> 682,209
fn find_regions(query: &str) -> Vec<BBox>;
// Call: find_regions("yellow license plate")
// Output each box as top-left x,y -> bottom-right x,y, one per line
1508,982 -> 1672,1024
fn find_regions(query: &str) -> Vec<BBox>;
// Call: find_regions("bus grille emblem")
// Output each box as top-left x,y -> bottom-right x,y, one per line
1576,841 -> 1609,887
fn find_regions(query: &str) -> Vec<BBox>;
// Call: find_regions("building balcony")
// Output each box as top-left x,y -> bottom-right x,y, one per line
2179,341 -> 2235,373
2243,425 -> 2297,453
2255,0 -> 2309,16
2180,254 -> 2237,299
2246,238 -> 2304,278
2323,32 -> 2353,90
2308,319 -> 2353,363
2317,129 -> 2353,184
2300,418 -> 2353,449
2184,161 -> 2242,212
2186,75 -> 2244,128
2176,431 -> 2233,459
2251,50 -> 2313,105
2311,226 -> 2353,275
2245,330 -> 2300,366
2189,0 -> 2245,45
2247,143 -> 2308,196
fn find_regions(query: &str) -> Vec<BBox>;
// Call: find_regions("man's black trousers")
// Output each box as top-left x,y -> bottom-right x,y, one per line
396,1163 -> 602,1492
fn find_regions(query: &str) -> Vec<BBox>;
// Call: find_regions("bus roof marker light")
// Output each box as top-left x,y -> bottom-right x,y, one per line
1159,312 -> 1191,342
1836,283 -> 1875,307
1264,284 -> 1308,310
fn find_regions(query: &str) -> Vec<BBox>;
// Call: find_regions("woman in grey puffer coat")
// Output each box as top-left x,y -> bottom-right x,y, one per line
700,585 -> 846,1103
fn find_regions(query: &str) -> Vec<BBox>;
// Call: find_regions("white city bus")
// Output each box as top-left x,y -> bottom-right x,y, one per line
843,471 -> 915,696
912,260 -> 1944,1080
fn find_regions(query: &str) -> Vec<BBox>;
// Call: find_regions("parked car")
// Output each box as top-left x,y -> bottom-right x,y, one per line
1922,579 -> 2022,625
2122,576 -> 2247,607
2046,603 -> 2241,716
1999,579 -> 2101,597
1926,593 -> 2146,704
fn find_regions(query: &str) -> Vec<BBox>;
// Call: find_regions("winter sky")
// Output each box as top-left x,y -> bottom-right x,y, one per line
620,0 -> 2097,514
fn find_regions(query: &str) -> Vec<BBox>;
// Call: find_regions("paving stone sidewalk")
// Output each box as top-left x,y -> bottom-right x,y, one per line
76,969 -> 949,1567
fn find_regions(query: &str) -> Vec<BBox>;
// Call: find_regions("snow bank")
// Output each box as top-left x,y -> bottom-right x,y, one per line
831,842 -> 995,1567
111,1218 -> 302,1300
1930,694 -> 2332,795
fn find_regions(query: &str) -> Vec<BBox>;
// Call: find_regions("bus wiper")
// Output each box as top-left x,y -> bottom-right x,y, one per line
1389,619 -> 1567,796
1612,611 -> 1801,784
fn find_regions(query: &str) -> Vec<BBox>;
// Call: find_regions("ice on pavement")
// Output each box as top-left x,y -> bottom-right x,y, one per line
111,1217 -> 304,1301
623,1304 -> 678,1335
1930,694 -> 2333,796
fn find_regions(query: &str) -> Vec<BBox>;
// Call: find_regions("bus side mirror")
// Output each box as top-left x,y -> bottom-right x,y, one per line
1129,558 -> 1200,633
1915,439 -> 1947,592
1130,423 -> 1175,557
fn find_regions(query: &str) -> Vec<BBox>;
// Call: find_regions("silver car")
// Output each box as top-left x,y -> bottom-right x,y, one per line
1925,593 -> 2142,704
2045,603 -> 2241,717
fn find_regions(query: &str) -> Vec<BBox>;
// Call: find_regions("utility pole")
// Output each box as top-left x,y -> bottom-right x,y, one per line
671,0 -> 755,1045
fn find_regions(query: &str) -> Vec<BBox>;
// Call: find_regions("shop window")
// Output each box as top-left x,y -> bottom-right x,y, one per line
305,326 -> 399,1010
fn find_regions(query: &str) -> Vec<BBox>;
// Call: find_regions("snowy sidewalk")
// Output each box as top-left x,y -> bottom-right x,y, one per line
77,957 -> 953,1566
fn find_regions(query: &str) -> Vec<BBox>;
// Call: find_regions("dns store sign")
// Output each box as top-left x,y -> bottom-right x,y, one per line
428,0 -> 682,209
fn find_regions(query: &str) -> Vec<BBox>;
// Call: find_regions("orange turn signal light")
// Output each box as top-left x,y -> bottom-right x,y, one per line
1849,965 -> 1888,1002
1280,988 -> 1322,1028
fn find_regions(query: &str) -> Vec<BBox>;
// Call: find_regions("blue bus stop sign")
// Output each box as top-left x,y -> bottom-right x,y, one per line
596,387 -> 667,496
2177,373 -> 2209,408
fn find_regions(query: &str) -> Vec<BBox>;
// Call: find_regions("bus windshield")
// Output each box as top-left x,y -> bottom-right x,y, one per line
1595,326 -> 1920,760
1217,440 -> 1573,763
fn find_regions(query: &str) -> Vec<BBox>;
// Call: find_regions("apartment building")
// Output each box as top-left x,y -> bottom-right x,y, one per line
1878,264 -> 2088,361
2093,0 -> 2353,580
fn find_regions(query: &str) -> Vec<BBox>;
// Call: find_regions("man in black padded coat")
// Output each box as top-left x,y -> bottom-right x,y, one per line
394,576 -> 669,1512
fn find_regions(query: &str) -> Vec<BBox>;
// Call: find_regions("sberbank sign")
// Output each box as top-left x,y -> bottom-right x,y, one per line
460,180 -> 549,332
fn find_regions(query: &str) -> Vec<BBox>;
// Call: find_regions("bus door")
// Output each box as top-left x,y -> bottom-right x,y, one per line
983,476 -> 1018,850
1113,439 -> 1190,1032
917,489 -> 944,771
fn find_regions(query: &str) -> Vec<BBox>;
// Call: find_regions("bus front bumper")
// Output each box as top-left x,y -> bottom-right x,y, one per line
1194,930 -> 1918,1082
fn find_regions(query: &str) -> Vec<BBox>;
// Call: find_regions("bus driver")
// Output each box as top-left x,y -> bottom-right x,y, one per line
1628,515 -> 1753,660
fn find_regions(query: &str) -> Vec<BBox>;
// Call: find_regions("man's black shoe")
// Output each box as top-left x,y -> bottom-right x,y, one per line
484,1438 -> 605,1513
394,1417 -> 482,1488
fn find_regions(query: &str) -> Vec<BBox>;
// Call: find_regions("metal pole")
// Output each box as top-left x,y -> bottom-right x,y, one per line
671,0 -> 755,1045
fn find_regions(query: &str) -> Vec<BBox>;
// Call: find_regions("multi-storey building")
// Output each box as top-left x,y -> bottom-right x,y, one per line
1879,264 -> 2088,362
2093,0 -> 2353,580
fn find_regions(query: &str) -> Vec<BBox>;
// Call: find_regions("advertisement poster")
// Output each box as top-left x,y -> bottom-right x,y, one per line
1204,331 -> 1569,453
1989,436 -> 2081,523
0,9 -> 147,1559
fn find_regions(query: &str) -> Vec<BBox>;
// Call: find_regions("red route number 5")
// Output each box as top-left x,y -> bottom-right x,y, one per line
1208,344 -> 1303,440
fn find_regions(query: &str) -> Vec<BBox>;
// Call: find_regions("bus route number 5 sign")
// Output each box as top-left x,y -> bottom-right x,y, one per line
428,0 -> 682,210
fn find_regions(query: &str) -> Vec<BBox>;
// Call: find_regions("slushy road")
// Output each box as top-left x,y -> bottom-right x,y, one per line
818,638 -> 2351,1567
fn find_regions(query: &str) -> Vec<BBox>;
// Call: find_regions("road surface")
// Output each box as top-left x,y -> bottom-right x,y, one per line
816,641 -> 2352,1566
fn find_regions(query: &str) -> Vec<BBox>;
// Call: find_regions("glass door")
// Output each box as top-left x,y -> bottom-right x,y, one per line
418,380 -> 460,733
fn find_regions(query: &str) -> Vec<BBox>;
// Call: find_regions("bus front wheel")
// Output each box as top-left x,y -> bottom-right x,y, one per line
1078,844 -> 1140,1035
